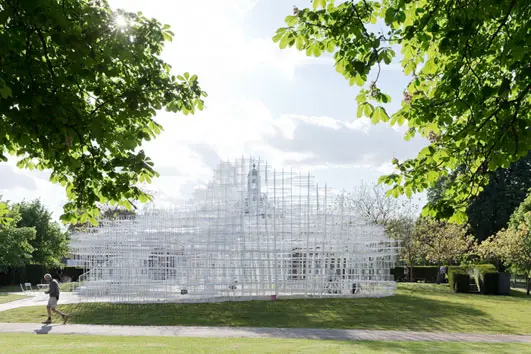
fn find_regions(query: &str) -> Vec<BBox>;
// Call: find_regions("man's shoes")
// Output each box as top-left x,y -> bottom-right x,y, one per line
43,319 -> 52,324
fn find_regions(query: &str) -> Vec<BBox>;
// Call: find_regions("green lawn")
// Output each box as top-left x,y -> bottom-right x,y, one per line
1,283 -> 531,334
1,333 -> 531,354
0,294 -> 26,304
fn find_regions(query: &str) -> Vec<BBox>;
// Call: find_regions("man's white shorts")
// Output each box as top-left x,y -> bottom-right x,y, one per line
47,297 -> 58,309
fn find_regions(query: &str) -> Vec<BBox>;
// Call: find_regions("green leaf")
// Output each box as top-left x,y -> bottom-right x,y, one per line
372,106 -> 390,123
449,210 -> 467,224
312,0 -> 326,9
313,44 -> 322,57
0,85 -> 12,99
423,59 -> 437,75
335,62 -> 345,74
272,29 -> 286,43
279,34 -> 290,49
357,103 -> 365,118
381,94 -> 391,103
354,74 -> 365,86
285,15 -> 298,26
295,36 -> 304,50
356,90 -> 367,105
405,186 -> 412,198
363,103 -> 375,119
403,61 -> 416,75
326,40 -> 335,53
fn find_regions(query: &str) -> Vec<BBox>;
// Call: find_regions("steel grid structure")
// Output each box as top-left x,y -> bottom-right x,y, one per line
69,157 -> 398,303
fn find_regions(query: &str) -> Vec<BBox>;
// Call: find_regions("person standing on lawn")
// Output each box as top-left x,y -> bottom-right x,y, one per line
43,273 -> 70,324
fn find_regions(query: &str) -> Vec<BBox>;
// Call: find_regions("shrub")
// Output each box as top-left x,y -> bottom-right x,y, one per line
392,267 -> 405,281
481,272 -> 499,294
448,268 -> 467,290
411,266 -> 439,283
453,273 -> 471,293
0,264 -> 86,286
448,264 -> 497,293
498,272 -> 511,295
25,264 -> 49,284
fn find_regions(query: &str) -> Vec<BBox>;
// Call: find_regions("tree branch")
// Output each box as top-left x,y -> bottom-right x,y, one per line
35,27 -> 56,93
485,0 -> 516,51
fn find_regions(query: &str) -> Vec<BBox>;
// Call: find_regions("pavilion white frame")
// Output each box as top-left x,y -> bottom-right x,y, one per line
70,157 -> 398,303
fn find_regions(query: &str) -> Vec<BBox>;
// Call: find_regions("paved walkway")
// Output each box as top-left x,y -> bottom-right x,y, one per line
0,293 -> 81,313
1,322 -> 531,343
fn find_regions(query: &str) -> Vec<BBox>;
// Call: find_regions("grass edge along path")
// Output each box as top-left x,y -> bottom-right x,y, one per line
2,322 -> 531,343
2,333 -> 531,354
1,283 -> 531,334
0,294 -> 26,304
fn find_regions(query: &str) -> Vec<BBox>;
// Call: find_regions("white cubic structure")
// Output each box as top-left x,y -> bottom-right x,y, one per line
70,157 -> 398,303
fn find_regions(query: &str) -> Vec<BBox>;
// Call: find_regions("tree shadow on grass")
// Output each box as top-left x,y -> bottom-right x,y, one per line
59,291 -> 509,334
350,341 -> 530,354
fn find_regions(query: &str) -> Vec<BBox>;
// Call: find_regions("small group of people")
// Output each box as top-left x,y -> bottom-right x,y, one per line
42,273 -> 70,324
439,265 -> 448,283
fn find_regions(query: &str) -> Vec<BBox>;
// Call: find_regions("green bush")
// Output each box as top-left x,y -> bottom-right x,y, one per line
0,264 -> 86,286
411,266 -> 439,283
481,272 -> 500,294
453,273 -> 471,293
448,264 -> 497,293
448,268 -> 467,290
391,267 -> 405,281
25,264 -> 49,284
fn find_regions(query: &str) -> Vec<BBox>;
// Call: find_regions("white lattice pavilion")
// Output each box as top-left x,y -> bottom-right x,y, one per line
70,157 -> 398,303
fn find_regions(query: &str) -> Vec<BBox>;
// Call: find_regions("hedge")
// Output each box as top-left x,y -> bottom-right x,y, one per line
448,268 -> 467,290
453,273 -> 471,293
0,265 -> 86,286
392,266 -> 441,283
391,267 -> 404,281
448,264 -> 497,293
409,266 -> 440,282
481,272 -> 499,295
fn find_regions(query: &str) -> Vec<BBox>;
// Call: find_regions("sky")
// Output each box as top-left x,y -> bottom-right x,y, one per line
0,0 -> 427,219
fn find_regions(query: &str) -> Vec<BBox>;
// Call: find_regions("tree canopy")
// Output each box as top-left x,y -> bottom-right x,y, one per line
0,199 -> 36,268
508,189 -> 531,229
386,215 -> 423,269
0,0 -> 206,224
15,199 -> 68,266
274,0 -> 531,223
428,153 -> 531,241
413,217 -> 475,267
478,193 -> 531,293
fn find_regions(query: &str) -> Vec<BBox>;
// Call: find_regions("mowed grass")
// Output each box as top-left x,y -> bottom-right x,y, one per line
1,284 -> 531,334
0,294 -> 26,304
2,334 -> 531,354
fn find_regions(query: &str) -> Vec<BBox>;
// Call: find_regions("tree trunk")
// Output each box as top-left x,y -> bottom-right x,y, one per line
436,264 -> 441,284
527,276 -> 530,296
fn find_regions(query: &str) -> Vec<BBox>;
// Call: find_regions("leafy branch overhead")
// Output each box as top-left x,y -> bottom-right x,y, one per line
0,0 -> 206,224
274,0 -> 530,223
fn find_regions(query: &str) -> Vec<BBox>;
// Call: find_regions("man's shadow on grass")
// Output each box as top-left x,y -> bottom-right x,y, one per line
35,324 -> 53,334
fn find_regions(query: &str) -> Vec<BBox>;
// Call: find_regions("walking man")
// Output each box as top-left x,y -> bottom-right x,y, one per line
43,273 -> 69,324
